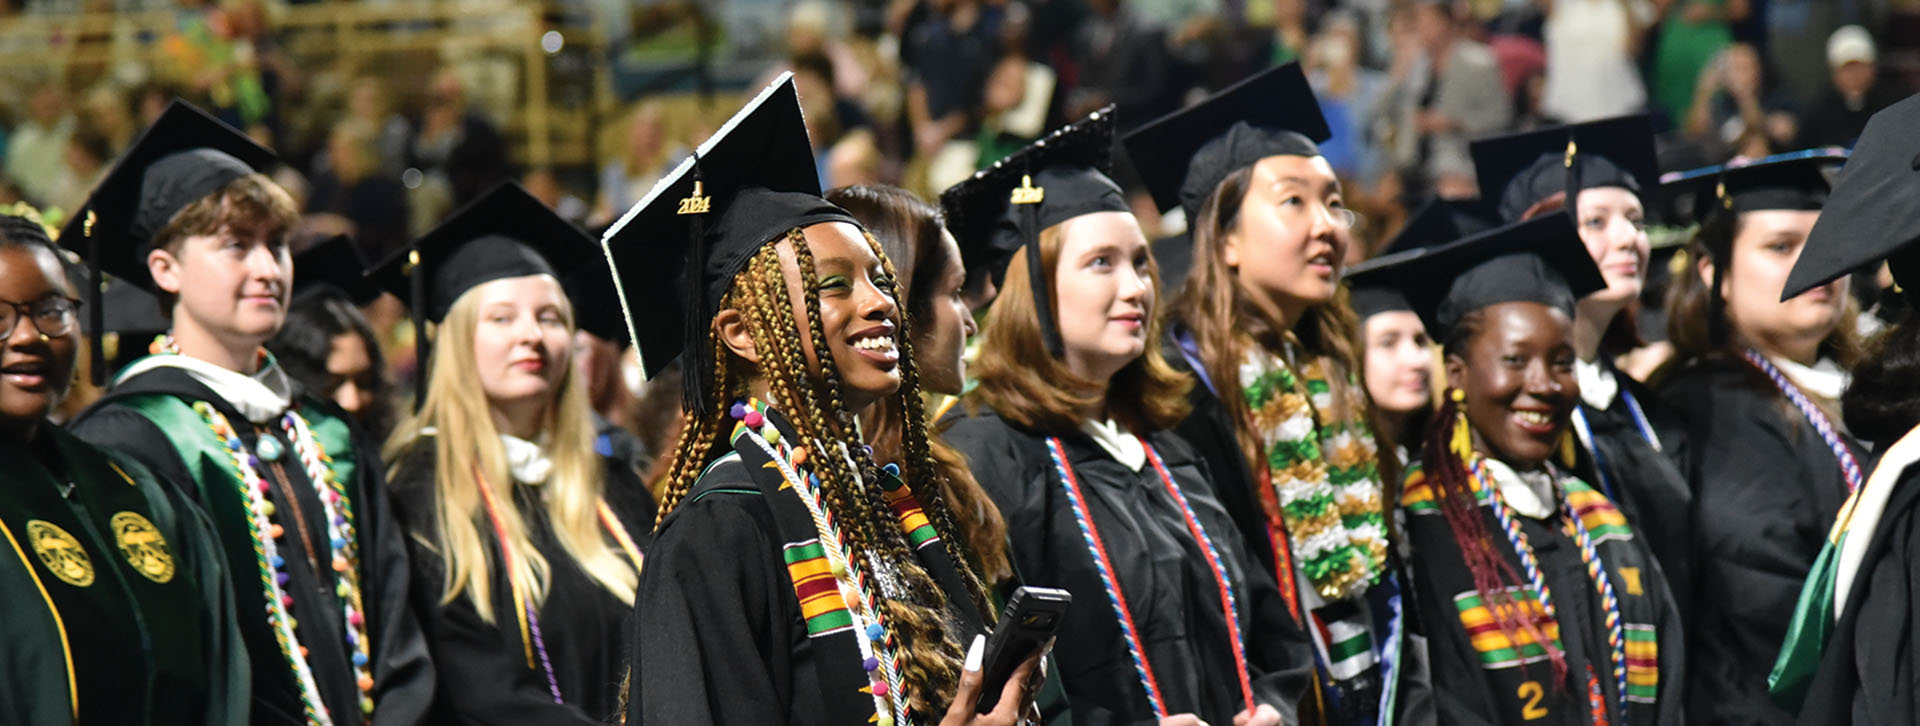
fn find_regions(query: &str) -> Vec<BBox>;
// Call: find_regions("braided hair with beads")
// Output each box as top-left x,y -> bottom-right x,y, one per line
656,226 -> 992,717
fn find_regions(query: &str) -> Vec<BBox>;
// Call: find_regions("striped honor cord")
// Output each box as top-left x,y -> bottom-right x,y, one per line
1740,349 -> 1864,492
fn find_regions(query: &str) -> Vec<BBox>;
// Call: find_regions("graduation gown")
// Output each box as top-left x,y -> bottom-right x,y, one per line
70,365 -> 436,726
629,404 -> 987,726
1659,357 -> 1862,726
1400,459 -> 1684,726
1793,455 -> 1920,724
942,406 -> 1315,725
385,437 -> 653,725
0,425 -> 247,726
1567,366 -> 1693,617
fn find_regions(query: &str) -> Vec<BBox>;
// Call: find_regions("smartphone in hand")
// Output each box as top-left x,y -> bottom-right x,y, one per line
975,586 -> 1072,714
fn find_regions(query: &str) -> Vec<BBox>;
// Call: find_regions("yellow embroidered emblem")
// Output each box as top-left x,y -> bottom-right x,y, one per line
26,520 -> 93,587
1619,567 -> 1643,596
111,512 -> 175,584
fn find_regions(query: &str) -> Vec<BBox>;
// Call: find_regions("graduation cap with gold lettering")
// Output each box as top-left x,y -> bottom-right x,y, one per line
1782,94 -> 1920,302
601,72 -> 861,414
1121,63 -> 1330,221
371,181 -> 610,398
940,107 -> 1128,355
1469,114 -> 1660,223
57,99 -> 280,384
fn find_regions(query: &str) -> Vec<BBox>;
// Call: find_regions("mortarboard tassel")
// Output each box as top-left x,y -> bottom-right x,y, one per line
85,211 -> 107,386
1013,170 -> 1065,357
408,249 -> 429,412
678,152 -> 715,415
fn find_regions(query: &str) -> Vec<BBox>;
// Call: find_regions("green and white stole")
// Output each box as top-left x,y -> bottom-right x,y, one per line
1239,343 -> 1389,680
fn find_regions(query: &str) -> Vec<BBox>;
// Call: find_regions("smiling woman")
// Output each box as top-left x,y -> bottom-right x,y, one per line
1385,213 -> 1685,726
0,212 -> 247,725
375,182 -> 652,725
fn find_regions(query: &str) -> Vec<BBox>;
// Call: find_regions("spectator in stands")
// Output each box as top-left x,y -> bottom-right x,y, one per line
4,81 -> 73,205
1650,0 -> 1743,123
1376,0 -> 1510,200
312,120 -> 410,256
346,76 -> 412,180
904,0 -> 999,162
406,67 -> 509,208
48,121 -> 109,215
1796,26 -> 1905,148
523,166 -> 590,227
792,50 -> 872,184
825,128 -> 885,189
1307,10 -> 1387,187
1066,0 -> 1174,125
591,101 -> 675,228
1542,0 -> 1653,122
1685,42 -> 1798,159
78,83 -> 136,155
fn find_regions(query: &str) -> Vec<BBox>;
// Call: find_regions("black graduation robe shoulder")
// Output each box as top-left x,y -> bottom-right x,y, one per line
1567,366 -> 1694,618
0,424 -> 248,725
1794,454 -> 1920,725
941,405 -> 1315,726
69,365 -> 436,726
1658,356 -> 1861,726
384,435 -> 651,725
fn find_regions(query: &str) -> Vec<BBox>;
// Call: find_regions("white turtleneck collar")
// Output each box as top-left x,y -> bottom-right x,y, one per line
1081,418 -> 1146,472
1768,355 -> 1849,403
119,352 -> 293,424
1480,457 -> 1559,519
1575,358 -> 1619,410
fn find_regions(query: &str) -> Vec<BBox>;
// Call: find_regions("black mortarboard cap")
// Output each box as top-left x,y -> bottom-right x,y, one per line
1122,63 -> 1330,220
557,254 -> 630,345
1381,211 -> 1606,342
1343,196 -> 1492,319
940,107 -> 1128,355
372,181 -> 606,401
1783,94 -> 1920,301
291,233 -> 384,307
1470,114 -> 1659,223
58,99 -> 278,385
602,72 -> 860,414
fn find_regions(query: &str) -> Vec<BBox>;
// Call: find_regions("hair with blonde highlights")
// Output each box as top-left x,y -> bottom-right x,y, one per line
968,223 -> 1192,435
383,278 -> 637,623
653,227 -> 989,717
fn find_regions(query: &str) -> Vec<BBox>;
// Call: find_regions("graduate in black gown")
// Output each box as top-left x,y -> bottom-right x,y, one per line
1123,63 -> 1417,726
611,74 -> 1038,726
940,108 -> 1313,726
371,183 -> 652,724
1656,151 -> 1861,726
1760,92 -> 1920,724
1387,213 -> 1685,726
1466,117 -> 1693,611
63,100 -> 434,726
267,233 -> 398,445
0,210 -> 246,725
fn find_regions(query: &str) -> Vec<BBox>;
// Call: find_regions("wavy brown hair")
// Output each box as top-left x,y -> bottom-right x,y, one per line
1173,165 -> 1372,494
653,228 -> 990,718
968,223 -> 1192,435
830,184 -> 1013,586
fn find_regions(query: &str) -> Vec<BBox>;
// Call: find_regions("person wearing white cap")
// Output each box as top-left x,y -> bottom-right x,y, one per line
1797,25 -> 1904,148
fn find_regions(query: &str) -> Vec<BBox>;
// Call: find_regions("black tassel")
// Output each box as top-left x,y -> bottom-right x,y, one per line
409,249 -> 429,412
87,218 -> 106,386
679,152 -> 713,415
1023,199 -> 1064,358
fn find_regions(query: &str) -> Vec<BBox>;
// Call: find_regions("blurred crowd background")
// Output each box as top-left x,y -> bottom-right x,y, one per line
1,0 -> 1916,445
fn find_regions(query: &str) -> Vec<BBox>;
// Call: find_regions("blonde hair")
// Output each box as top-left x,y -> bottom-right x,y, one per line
384,278 -> 639,623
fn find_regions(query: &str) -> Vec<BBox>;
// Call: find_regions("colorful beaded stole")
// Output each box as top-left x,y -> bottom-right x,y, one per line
1048,436 -> 1256,717
729,399 -> 912,726
1741,349 -> 1864,492
1238,347 -> 1387,601
195,401 -> 373,725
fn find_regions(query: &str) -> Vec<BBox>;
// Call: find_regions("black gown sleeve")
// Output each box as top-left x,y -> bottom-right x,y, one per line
630,488 -> 808,726
359,442 -> 438,726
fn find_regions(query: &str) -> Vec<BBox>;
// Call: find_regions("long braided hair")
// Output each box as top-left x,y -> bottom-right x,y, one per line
655,227 -> 992,717
1420,308 -> 1569,686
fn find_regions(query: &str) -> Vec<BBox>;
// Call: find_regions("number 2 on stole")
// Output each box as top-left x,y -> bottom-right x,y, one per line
1517,681 -> 1547,720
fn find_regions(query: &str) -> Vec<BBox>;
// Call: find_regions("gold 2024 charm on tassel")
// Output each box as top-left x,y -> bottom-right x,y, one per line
1010,175 -> 1045,205
679,181 -> 712,215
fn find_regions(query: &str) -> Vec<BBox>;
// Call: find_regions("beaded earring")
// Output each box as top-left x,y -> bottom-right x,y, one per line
1447,388 -> 1473,463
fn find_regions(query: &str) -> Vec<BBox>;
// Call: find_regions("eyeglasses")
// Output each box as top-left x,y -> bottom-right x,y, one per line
0,297 -> 83,338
